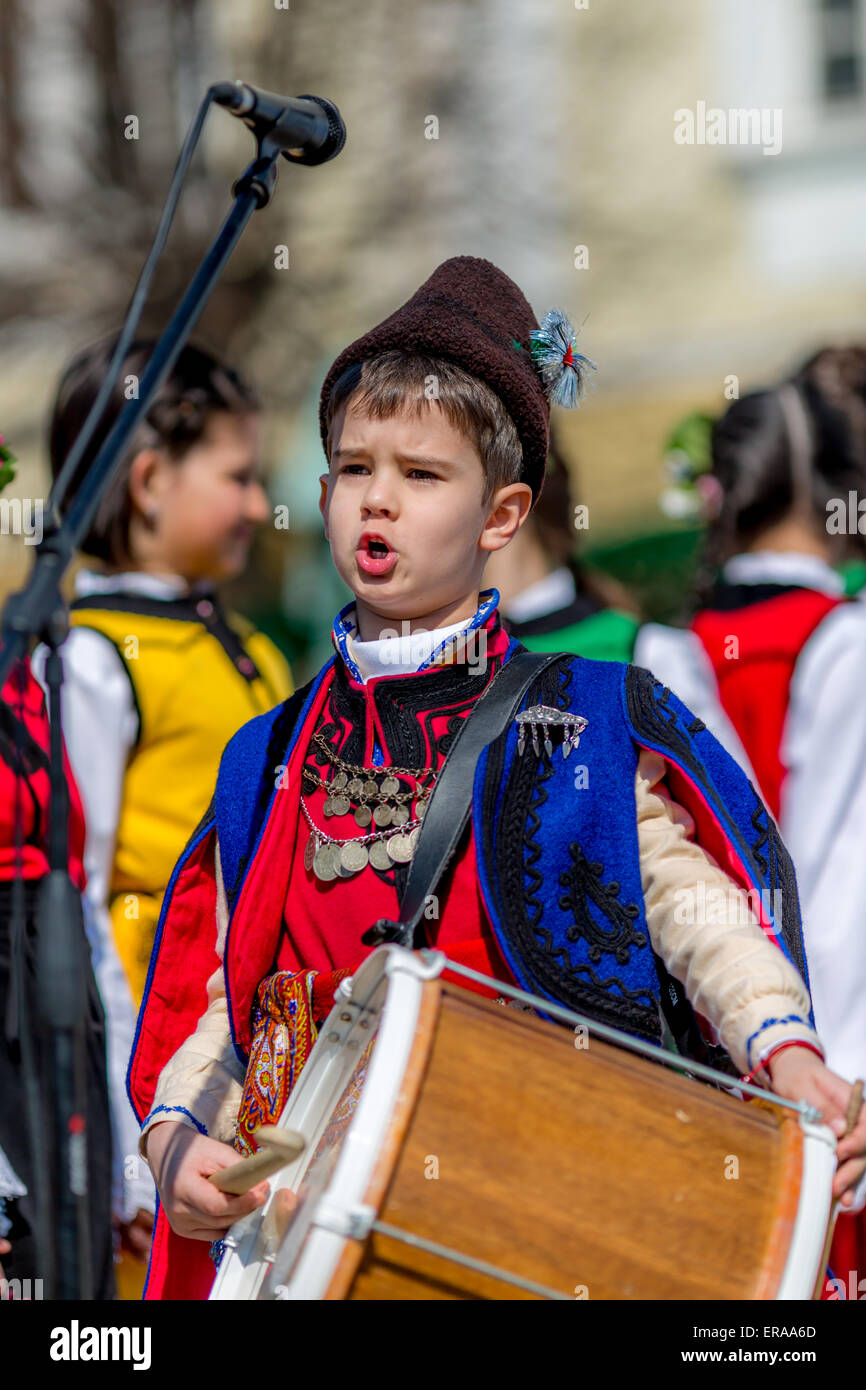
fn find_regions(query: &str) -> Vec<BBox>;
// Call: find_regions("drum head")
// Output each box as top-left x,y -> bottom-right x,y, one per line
210,946 -> 440,1300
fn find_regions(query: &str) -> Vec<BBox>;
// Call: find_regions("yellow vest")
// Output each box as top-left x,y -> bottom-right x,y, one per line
70,592 -> 293,1002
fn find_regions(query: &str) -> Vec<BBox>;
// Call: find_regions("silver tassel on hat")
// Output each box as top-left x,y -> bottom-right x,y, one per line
515,706 -> 587,760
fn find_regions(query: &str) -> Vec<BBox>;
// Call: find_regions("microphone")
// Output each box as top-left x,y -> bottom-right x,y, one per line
211,82 -> 346,166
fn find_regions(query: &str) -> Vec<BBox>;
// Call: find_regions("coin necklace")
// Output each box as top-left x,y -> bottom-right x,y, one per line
302,733 -> 438,881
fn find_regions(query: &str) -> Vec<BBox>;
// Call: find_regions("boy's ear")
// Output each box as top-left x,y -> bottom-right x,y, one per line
318,474 -> 329,537
479,482 -> 533,552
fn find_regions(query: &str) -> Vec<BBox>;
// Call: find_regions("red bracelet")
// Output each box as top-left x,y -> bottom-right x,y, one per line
741,1039 -> 823,1086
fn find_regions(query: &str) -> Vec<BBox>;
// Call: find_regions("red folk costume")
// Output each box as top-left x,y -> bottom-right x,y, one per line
274,613 -> 515,984
689,586 -> 843,822
0,659 -> 86,888
130,258 -> 837,1301
133,599 -> 522,1299
0,657 -> 117,1297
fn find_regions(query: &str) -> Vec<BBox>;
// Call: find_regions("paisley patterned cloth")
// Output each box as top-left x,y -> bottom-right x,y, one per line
234,967 -> 351,1157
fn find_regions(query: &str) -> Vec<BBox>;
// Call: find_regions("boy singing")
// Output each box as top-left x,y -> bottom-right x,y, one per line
129,257 -> 865,1299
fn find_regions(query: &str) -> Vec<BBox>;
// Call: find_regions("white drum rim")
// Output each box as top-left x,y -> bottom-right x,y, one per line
775,1116 -> 838,1300
210,945 -> 439,1300
274,946 -> 440,1300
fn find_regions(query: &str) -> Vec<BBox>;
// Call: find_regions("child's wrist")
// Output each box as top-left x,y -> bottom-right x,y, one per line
742,1039 -> 824,1087
142,1117 -> 186,1163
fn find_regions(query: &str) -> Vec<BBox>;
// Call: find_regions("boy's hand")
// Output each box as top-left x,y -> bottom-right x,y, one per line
145,1120 -> 270,1240
766,1048 -> 866,1206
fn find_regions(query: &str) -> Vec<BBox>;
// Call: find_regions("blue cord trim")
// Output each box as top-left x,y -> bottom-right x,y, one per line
142,1105 -> 208,1136
330,586 -> 501,684
142,1192 -> 160,1300
746,1015 -> 810,1061
127,814 -> 216,1121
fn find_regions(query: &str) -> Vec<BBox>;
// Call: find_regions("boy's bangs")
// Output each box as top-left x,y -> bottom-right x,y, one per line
326,351 -> 523,504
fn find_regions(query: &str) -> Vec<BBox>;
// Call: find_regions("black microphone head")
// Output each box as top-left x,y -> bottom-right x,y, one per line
287,95 -> 346,166
210,80 -> 249,113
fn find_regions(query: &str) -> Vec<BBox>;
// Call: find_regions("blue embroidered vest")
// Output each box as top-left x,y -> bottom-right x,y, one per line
212,643 -> 813,1056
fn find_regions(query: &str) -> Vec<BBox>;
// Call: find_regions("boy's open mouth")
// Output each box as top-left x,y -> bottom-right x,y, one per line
356,532 -> 399,577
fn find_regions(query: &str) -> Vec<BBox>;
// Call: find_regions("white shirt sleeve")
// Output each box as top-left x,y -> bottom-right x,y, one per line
31,628 -> 139,915
781,605 -> 866,1096
31,628 -> 153,1219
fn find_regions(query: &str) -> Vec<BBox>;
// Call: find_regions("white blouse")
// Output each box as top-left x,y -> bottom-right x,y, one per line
634,551 -> 866,1124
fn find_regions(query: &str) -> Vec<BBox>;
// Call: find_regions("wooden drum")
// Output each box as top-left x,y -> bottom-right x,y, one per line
209,946 -> 837,1301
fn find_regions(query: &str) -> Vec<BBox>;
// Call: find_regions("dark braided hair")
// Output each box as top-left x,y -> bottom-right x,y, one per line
692,377 -> 866,608
48,335 -> 259,565
796,345 -> 866,466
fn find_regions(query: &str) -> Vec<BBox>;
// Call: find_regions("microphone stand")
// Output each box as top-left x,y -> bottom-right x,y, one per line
0,130 -> 288,1299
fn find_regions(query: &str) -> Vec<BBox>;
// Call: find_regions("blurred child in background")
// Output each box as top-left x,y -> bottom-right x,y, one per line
637,350 -> 866,1290
32,337 -> 293,1291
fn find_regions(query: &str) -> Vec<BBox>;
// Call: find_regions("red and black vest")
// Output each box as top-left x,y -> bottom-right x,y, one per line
691,583 -> 844,821
0,656 -> 86,886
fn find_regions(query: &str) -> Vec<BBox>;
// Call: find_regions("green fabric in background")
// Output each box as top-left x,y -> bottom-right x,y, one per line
516,608 -> 640,663
838,558 -> 866,597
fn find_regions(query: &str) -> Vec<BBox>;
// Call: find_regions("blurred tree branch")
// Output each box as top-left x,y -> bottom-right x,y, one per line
0,0 -> 34,207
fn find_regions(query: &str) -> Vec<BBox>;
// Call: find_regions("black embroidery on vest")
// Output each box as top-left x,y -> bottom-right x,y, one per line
372,655 -> 507,897
376,661 -> 501,769
748,786 -> 807,981
307,635 -> 507,895
482,653 -> 663,1042
558,843 -> 647,966
434,712 -> 469,758
750,799 -> 769,877
319,666 -> 367,765
323,653 -> 501,769
624,664 -> 707,779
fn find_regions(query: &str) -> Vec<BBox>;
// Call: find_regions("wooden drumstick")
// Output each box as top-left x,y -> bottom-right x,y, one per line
208,1126 -> 306,1195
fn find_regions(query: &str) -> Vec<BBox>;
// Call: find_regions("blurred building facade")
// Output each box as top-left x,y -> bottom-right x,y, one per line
1,0 -> 865,670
